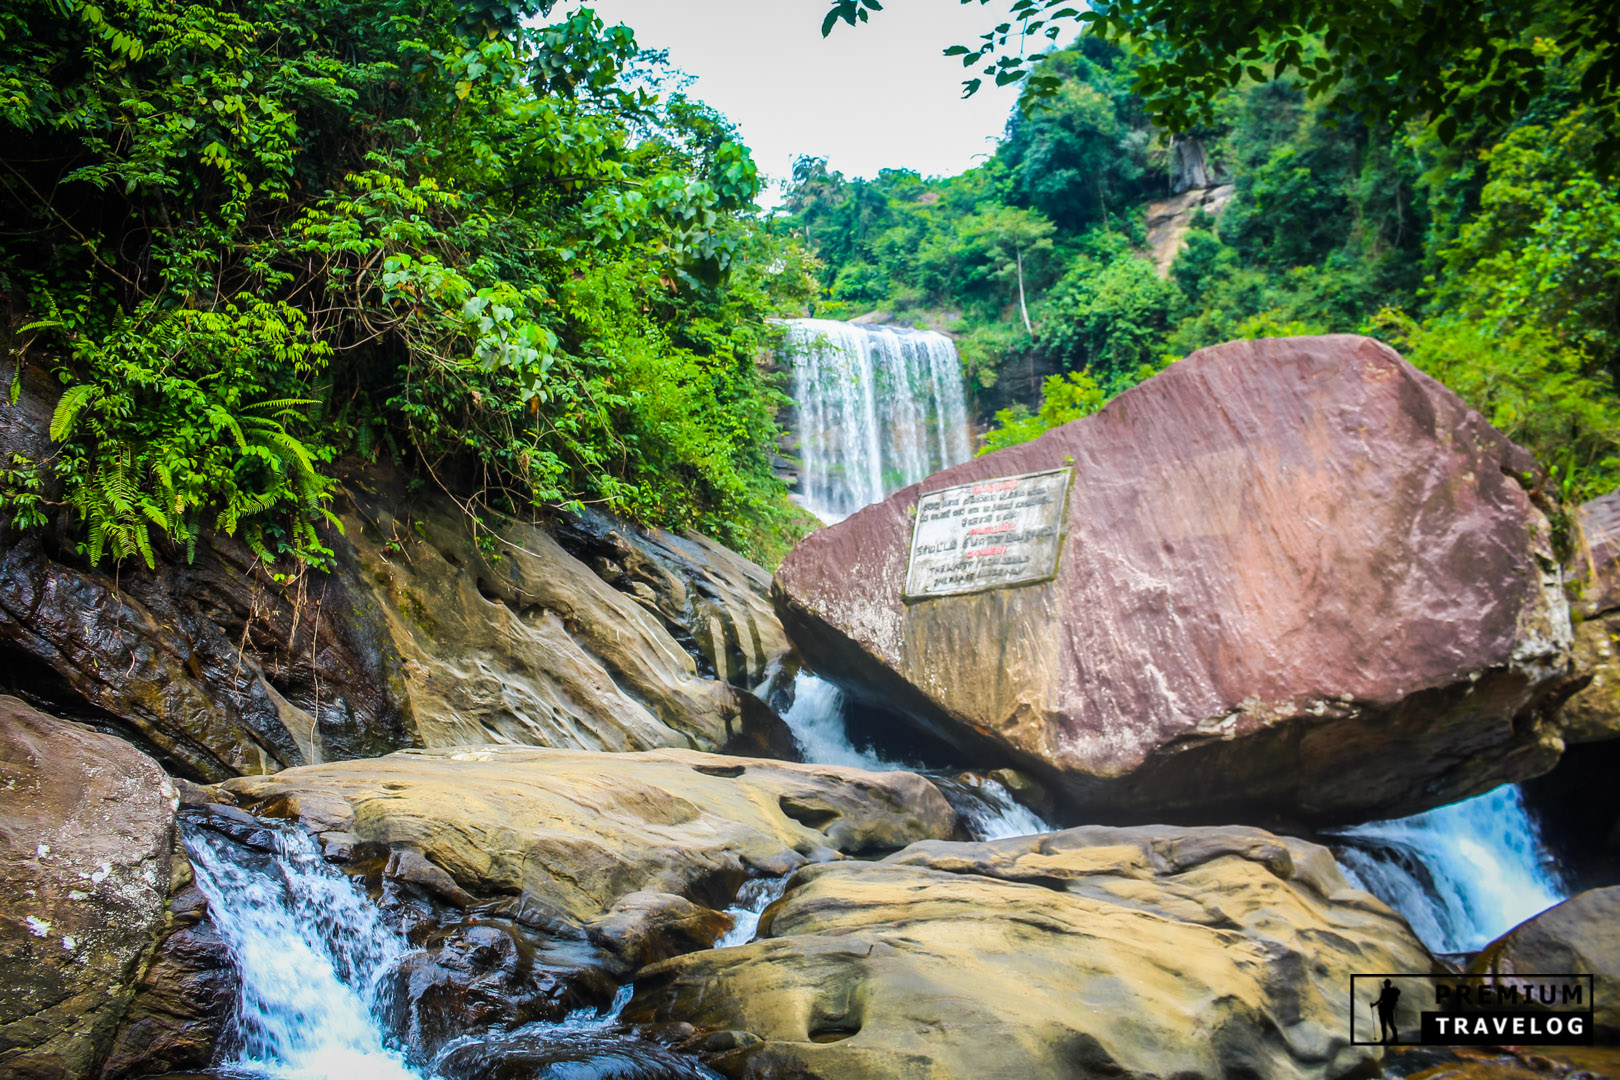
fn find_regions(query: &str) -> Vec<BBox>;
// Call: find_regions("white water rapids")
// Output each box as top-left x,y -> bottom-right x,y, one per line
184,822 -> 426,1080
1327,783 -> 1568,955
779,671 -> 1053,842
783,319 -> 972,523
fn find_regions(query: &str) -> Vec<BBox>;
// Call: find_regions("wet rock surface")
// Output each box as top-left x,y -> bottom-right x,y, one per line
0,696 -> 179,1079
626,823 -> 1434,1080
207,745 -> 954,1053
1383,1045 -> 1620,1080
776,335 -> 1580,825
1470,885 -> 1620,1035
96,877 -> 236,1080
0,365 -> 796,779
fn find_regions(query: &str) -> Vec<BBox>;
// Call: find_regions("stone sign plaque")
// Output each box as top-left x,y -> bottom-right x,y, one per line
903,467 -> 1071,601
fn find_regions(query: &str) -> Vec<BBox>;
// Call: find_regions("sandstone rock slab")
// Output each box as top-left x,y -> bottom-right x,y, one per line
210,745 -> 954,1047
0,696 -> 178,1079
625,823 -> 1434,1080
339,479 -> 791,758
776,335 -> 1578,824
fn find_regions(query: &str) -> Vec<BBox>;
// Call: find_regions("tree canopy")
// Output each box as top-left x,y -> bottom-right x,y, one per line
824,0 -> 1619,155
0,0 -> 817,571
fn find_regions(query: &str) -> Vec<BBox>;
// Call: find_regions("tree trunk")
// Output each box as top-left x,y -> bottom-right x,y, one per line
1016,248 -> 1033,339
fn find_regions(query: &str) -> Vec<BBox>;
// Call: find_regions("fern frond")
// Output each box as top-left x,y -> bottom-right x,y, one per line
133,522 -> 155,569
50,384 -> 101,442
266,431 -> 317,478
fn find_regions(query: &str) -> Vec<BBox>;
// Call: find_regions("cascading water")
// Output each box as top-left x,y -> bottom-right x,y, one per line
779,671 -> 1052,841
949,776 -> 1052,842
1326,784 -> 1568,956
185,818 -> 721,1080
184,820 -> 426,1080
716,876 -> 793,948
780,672 -> 909,771
782,319 -> 972,522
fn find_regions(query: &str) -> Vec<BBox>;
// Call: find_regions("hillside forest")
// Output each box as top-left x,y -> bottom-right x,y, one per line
1,0 -> 1617,576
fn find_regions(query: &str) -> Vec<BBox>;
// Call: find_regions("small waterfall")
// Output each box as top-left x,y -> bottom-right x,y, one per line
187,818 -> 722,1080
184,820 -> 425,1080
781,673 -> 909,771
716,876 -> 792,948
782,319 -> 972,522
951,776 -> 1052,841
781,671 -> 1052,841
1327,784 -> 1568,955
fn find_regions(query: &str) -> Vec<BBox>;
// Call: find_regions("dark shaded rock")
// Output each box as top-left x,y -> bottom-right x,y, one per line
625,824 -> 1434,1080
776,335 -> 1578,826
1470,886 -> 1620,1035
97,880 -> 236,1080
0,696 -> 178,1079
434,1028 -> 724,1080
0,364 -> 412,780
1521,739 -> 1620,894
1,365 -> 797,779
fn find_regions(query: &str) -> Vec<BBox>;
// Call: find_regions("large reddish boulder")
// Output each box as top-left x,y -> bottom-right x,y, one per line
1561,492 -> 1620,743
775,335 -> 1579,825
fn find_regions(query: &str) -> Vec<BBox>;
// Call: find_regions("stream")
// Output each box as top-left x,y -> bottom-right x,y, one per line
182,671 -> 1574,1079
175,320 -> 1577,1078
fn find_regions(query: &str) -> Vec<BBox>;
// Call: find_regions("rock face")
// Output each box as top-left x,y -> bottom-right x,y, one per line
1563,492 -> 1620,743
0,364 -> 794,781
1471,886 -> 1620,1035
1146,182 -> 1235,273
0,696 -> 178,1080
625,824 -> 1433,1080
336,476 -> 793,758
776,335 -> 1578,825
211,745 -> 954,1053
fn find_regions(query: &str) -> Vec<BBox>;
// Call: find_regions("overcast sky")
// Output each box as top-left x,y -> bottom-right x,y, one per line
577,0 -> 1029,202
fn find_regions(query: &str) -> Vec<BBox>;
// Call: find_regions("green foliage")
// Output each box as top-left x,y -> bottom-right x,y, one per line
1369,105 -> 1620,503
1376,312 -> 1620,503
45,296 -> 336,569
829,0 -> 1619,164
0,0 -> 814,569
1037,248 -> 1178,380
798,29 -> 1616,505
998,41 -> 1159,233
978,369 -> 1109,453
1430,109 -> 1620,365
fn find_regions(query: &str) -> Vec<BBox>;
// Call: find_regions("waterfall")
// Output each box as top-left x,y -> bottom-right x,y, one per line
184,820 -> 425,1080
185,818 -> 721,1080
1327,784 -> 1568,956
782,319 -> 972,523
780,672 -> 909,771
950,777 -> 1053,841
780,671 -> 1052,841
716,876 -> 792,948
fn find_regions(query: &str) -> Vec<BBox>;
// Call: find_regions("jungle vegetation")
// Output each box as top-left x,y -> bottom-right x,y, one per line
0,0 -> 818,572
784,26 -> 1620,501
1,0 -> 1616,580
